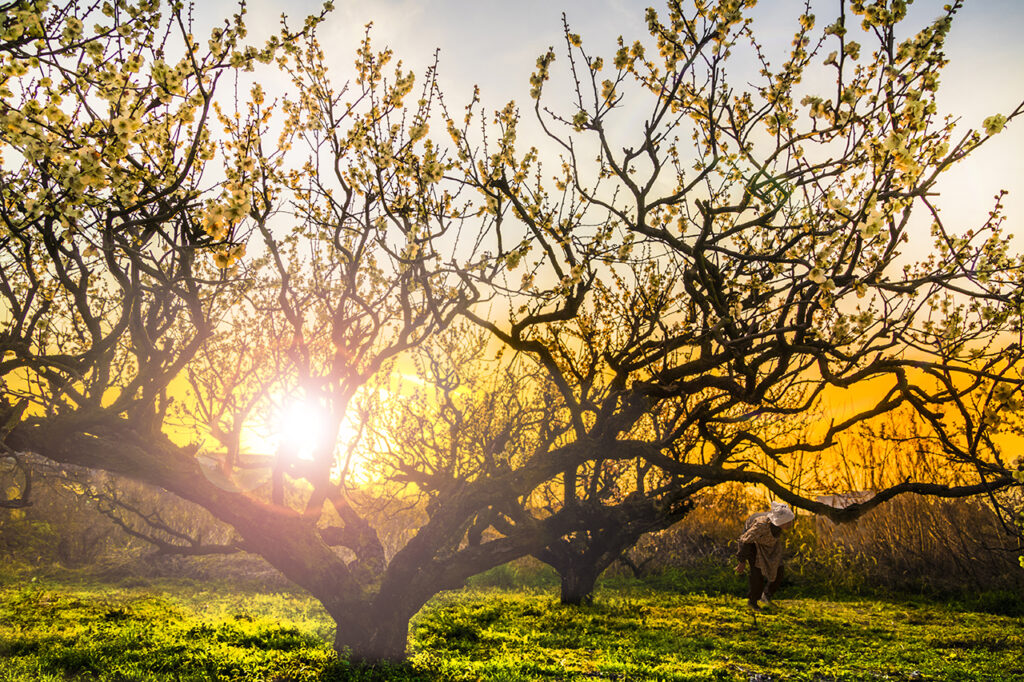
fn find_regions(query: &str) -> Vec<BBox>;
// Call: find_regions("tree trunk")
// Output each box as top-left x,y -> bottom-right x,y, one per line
332,606 -> 411,663
558,559 -> 600,605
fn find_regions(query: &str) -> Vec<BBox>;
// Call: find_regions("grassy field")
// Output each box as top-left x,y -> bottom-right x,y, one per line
0,570 -> 1021,681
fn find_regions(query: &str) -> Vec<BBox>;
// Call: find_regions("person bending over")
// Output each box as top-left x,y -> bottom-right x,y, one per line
734,501 -> 796,610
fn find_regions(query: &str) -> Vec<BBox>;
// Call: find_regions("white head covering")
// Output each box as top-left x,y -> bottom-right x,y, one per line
768,501 -> 795,526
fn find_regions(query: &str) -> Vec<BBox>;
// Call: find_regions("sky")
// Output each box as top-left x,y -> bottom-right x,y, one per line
205,0 -> 1024,241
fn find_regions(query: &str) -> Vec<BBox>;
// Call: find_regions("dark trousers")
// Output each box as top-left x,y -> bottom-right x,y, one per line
738,542 -> 784,605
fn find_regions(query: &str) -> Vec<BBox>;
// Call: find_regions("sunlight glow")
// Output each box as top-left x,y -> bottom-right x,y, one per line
278,400 -> 330,461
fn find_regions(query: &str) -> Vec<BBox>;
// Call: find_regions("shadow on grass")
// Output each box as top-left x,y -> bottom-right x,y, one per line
321,659 -> 434,682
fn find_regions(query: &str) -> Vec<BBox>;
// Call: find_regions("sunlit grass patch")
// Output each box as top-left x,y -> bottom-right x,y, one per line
410,586 -> 1024,681
1,577 -> 1022,681
0,582 -> 336,682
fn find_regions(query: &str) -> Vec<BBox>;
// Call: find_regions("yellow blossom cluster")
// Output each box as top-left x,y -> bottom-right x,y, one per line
529,49 -> 555,100
983,114 -> 1007,136
212,243 -> 246,270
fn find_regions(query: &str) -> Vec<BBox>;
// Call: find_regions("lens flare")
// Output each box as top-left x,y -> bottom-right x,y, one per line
279,400 -> 329,461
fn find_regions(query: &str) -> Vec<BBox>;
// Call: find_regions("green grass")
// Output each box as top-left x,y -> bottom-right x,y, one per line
412,585 -> 1024,680
1,574 -> 1021,681
0,579 -> 337,682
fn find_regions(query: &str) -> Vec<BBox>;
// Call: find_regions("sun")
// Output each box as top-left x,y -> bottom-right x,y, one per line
278,400 -> 330,462
234,396 -> 369,476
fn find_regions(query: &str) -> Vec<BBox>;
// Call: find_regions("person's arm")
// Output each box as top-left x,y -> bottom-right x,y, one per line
735,540 -> 755,573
